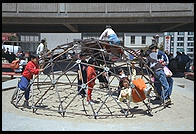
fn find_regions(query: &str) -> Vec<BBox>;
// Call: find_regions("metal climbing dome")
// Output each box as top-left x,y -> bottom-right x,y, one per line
11,38 -> 162,119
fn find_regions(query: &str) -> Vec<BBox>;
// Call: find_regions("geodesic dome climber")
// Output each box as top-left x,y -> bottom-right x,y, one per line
11,38 -> 159,119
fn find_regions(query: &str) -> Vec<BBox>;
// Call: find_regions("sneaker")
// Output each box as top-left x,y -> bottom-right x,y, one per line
80,94 -> 86,98
122,99 -> 127,103
23,100 -> 31,109
165,98 -> 172,105
99,83 -> 104,89
88,100 -> 94,105
104,83 -> 108,88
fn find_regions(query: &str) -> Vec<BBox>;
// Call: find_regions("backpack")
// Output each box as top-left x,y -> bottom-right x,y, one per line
10,59 -> 20,69
132,78 -> 147,102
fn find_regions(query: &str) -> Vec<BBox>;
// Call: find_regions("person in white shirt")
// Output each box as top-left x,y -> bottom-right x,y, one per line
99,25 -> 120,45
36,39 -> 46,56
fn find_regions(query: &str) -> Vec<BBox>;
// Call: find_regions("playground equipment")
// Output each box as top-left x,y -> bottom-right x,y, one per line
11,38 -> 160,119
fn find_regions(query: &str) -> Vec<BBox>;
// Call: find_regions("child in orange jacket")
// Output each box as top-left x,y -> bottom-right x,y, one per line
87,58 -> 96,103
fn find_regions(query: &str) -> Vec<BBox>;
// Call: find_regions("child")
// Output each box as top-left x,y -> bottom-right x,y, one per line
118,78 -> 152,103
99,25 -> 120,45
77,53 -> 87,98
118,78 -> 132,102
18,54 -> 44,108
86,58 -> 96,104
131,61 -> 137,81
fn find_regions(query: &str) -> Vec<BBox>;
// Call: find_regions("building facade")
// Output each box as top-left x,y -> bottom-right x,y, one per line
17,33 -> 40,54
124,33 -> 164,50
164,32 -> 194,59
40,33 -> 81,51
81,32 -> 124,43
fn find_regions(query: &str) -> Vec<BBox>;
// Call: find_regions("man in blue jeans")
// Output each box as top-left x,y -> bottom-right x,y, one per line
154,77 -> 173,99
153,45 -> 173,102
147,44 -> 172,105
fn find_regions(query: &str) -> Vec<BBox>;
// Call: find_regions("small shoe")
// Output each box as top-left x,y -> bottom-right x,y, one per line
23,100 -> 31,109
99,84 -> 104,89
147,88 -> 152,96
80,94 -> 86,98
122,99 -> 127,103
165,98 -> 172,105
88,100 -> 94,105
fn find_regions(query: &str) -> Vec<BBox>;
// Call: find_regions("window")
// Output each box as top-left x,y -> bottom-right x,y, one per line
168,32 -> 174,36
177,43 -> 184,47
177,37 -> 184,41
177,48 -> 184,52
21,35 -> 25,41
188,32 -> 194,35
178,32 -> 184,35
171,42 -> 174,47
170,48 -> 174,52
188,37 -> 194,41
34,36 -> 39,41
131,36 -> 135,44
187,54 -> 193,58
141,36 -> 146,44
30,36 -> 34,41
171,37 -> 174,41
187,48 -> 194,52
188,42 -> 194,46
25,36 -> 30,41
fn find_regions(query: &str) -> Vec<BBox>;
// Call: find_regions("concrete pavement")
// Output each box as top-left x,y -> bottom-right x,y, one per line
2,76 -> 194,131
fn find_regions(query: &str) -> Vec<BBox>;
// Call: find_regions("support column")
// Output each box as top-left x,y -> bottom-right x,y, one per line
184,32 -> 188,54
173,32 -> 178,57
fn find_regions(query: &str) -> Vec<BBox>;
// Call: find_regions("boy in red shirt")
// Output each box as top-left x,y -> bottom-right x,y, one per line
87,58 -> 97,104
18,54 -> 44,108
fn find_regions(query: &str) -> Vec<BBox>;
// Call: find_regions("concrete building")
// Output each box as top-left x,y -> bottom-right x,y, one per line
40,33 -> 81,50
164,32 -> 194,59
17,33 -> 40,53
82,32 -> 124,42
124,33 -> 164,50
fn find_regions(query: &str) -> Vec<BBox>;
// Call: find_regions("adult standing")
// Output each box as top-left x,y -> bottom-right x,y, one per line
181,52 -> 192,72
36,39 -> 48,70
154,47 -> 173,102
175,51 -> 183,72
147,44 -> 171,105
36,39 -> 47,56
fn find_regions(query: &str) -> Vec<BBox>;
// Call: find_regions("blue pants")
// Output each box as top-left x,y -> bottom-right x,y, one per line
154,70 -> 170,100
18,76 -> 31,100
155,77 -> 173,97
24,86 -> 31,100
108,34 -> 120,45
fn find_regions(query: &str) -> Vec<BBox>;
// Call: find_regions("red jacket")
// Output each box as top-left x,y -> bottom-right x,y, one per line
22,61 -> 40,80
87,66 -> 96,86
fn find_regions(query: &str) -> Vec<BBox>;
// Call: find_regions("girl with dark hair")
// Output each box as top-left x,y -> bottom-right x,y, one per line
86,58 -> 97,104
18,54 -> 44,108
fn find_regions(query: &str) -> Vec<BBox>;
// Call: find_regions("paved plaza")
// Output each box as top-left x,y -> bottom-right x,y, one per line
2,74 -> 194,131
